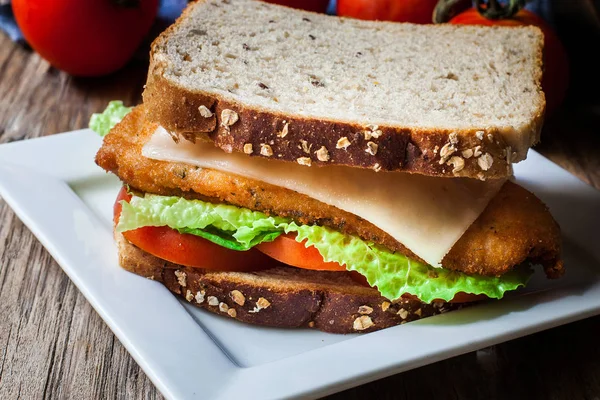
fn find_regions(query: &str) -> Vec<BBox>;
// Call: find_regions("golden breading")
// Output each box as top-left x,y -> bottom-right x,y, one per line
96,106 -> 563,278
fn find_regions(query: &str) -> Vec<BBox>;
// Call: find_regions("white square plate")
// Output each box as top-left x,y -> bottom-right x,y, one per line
0,130 -> 599,400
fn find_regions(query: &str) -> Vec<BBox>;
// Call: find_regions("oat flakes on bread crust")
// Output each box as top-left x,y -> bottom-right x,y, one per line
116,232 -> 462,333
142,0 -> 545,179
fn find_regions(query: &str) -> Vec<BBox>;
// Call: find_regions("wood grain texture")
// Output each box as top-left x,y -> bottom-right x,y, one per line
1,16 -> 599,400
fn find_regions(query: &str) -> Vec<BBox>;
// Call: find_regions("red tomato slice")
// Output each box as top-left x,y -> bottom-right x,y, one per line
115,187 -> 490,302
114,187 -> 273,271
256,233 -> 347,271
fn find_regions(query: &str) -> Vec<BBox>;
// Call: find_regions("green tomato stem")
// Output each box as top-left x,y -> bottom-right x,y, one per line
433,0 -> 473,23
475,0 -> 526,19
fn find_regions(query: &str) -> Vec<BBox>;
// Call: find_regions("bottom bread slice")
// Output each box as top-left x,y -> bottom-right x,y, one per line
116,232 -> 464,333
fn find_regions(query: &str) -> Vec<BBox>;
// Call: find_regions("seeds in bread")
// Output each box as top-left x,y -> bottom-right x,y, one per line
143,0 -> 545,178
116,232 -> 464,333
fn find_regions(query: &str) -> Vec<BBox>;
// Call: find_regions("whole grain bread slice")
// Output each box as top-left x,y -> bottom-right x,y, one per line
116,232 -> 463,333
143,0 -> 545,179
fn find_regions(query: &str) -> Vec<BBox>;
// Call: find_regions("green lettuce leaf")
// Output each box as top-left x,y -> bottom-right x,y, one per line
178,227 -> 281,251
117,194 -> 289,246
118,193 -> 531,303
290,225 -> 531,303
89,100 -> 132,136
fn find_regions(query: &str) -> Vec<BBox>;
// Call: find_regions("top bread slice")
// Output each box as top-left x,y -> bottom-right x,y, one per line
142,0 -> 545,179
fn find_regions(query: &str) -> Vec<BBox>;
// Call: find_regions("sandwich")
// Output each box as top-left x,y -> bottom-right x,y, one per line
93,0 -> 563,333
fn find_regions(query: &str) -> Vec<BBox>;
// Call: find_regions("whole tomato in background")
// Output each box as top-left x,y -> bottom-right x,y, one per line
12,0 -> 159,77
337,0 -> 440,23
442,1 -> 570,118
263,0 -> 331,13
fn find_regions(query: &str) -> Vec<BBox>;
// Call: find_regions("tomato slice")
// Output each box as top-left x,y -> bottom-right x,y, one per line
114,187 -> 273,271
115,186 -> 489,302
255,233 -> 346,271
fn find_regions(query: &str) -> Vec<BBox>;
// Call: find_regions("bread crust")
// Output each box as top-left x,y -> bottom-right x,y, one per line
143,71 -> 521,179
141,0 -> 546,179
116,232 -> 462,333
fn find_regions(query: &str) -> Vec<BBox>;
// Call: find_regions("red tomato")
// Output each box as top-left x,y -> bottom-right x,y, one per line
262,0 -> 330,13
12,0 -> 159,77
114,187 -> 273,271
450,8 -> 570,117
256,233 -> 347,271
337,0 -> 439,24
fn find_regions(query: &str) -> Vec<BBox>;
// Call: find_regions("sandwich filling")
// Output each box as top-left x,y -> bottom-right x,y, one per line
142,125 -> 506,268
94,103 -> 563,304
117,190 -> 530,303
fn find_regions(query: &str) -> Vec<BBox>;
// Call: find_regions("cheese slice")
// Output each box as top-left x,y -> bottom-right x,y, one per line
142,127 -> 505,267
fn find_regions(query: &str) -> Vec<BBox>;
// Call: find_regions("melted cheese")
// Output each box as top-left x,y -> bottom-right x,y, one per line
142,127 -> 505,267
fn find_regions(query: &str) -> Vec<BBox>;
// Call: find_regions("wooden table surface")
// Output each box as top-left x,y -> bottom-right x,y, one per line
1,20 -> 600,399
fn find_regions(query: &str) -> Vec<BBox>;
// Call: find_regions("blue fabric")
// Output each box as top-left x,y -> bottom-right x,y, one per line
0,4 -> 24,43
526,0 -> 555,27
157,0 -> 188,24
327,0 -> 336,15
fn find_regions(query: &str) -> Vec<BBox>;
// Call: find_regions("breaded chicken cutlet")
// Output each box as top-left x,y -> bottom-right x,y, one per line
96,106 -> 563,279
